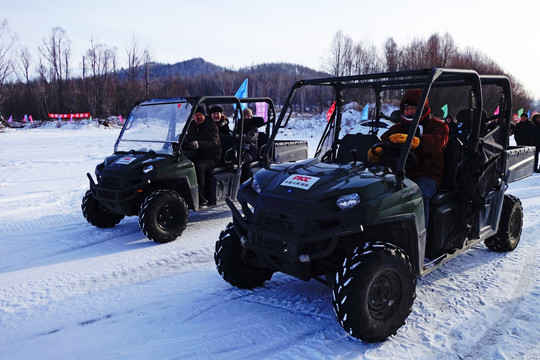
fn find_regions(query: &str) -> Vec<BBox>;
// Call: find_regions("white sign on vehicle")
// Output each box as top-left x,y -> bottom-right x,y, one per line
115,156 -> 137,165
280,174 -> 320,190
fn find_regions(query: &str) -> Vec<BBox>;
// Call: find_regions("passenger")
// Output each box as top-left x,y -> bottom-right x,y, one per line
367,89 -> 449,225
238,108 -> 259,163
210,105 -> 233,164
445,115 -> 459,137
183,106 -> 221,206
209,106 -> 231,135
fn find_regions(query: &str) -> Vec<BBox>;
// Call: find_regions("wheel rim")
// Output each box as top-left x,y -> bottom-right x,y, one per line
509,207 -> 521,243
368,270 -> 402,319
156,204 -> 179,231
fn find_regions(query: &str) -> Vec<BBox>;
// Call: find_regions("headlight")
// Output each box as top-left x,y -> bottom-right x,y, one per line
336,193 -> 360,209
251,178 -> 262,193
143,165 -> 153,174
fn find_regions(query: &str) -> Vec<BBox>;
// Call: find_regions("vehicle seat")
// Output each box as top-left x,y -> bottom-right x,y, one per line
439,137 -> 464,191
456,108 -> 489,141
335,133 -> 380,164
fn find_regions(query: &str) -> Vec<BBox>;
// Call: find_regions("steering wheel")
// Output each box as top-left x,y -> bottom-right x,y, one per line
370,142 -> 418,171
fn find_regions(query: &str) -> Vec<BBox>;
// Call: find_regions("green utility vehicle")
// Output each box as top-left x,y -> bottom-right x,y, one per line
215,69 -> 534,341
82,96 -> 308,243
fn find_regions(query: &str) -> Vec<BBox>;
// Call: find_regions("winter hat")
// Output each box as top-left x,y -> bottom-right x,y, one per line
399,89 -> 431,122
243,108 -> 253,117
209,106 -> 223,114
195,106 -> 206,116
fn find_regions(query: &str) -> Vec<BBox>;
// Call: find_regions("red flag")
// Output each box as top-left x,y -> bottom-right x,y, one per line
326,101 -> 336,122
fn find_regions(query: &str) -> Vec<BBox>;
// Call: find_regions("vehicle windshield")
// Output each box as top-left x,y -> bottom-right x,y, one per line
114,99 -> 193,154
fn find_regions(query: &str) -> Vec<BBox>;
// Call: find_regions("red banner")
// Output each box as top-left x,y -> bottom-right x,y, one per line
48,113 -> 91,119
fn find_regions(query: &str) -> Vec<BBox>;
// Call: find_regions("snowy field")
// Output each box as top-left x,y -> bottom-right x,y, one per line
0,119 -> 539,360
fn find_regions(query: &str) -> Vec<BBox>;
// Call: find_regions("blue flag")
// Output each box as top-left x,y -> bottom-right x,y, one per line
361,103 -> 369,120
234,79 -> 248,110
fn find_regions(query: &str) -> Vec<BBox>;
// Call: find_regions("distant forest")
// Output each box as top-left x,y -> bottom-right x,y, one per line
0,22 -> 536,121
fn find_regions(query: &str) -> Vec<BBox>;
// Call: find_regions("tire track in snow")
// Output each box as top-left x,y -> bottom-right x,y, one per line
459,244 -> 539,359
0,213 -> 83,235
176,275 -> 335,327
0,245 -> 216,315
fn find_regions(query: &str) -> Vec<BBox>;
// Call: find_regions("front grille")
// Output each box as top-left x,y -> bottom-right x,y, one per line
101,177 -> 122,188
255,234 -> 288,253
264,216 -> 295,230
96,189 -> 116,200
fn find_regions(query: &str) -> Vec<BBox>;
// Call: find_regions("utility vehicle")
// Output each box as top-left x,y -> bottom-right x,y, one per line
214,69 -> 534,341
82,96 -> 307,243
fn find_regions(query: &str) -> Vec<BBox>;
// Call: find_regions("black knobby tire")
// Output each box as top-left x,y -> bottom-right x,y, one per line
485,194 -> 523,252
81,190 -> 124,228
138,189 -> 189,243
332,242 -> 417,342
215,222 -> 273,289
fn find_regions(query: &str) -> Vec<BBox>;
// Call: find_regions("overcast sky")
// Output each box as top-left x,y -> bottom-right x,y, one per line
4,0 -> 540,101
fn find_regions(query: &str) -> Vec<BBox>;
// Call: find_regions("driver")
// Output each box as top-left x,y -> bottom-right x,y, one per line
183,106 -> 221,206
367,89 -> 449,225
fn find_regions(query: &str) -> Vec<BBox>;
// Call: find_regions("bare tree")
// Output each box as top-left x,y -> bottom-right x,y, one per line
0,18 -> 17,115
352,39 -> 383,75
384,37 -> 399,72
39,27 -> 72,111
143,48 -> 152,99
84,38 -> 117,116
125,33 -> 150,105
325,30 -> 353,76
18,47 -> 32,84
439,33 -> 457,67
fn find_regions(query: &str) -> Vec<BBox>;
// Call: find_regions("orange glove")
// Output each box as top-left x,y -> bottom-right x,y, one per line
389,133 -> 420,149
367,147 -> 383,162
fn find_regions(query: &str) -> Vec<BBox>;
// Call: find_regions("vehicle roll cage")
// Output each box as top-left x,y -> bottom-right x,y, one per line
264,68 -> 513,189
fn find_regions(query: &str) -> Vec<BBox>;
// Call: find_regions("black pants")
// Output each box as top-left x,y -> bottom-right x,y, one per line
185,150 -> 219,200
194,158 -> 219,199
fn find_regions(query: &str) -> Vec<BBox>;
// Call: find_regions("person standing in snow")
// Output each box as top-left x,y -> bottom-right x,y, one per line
530,113 -> 540,172
367,89 -> 449,225
514,112 -> 533,146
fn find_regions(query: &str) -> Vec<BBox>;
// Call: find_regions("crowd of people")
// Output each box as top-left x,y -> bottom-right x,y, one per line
513,112 -> 540,172
183,104 -> 262,206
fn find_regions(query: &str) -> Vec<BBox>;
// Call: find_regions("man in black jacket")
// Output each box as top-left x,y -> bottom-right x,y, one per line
514,112 -> 533,146
184,106 -> 221,206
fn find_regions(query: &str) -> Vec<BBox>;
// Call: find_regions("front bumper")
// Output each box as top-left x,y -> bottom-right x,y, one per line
226,192 -> 365,280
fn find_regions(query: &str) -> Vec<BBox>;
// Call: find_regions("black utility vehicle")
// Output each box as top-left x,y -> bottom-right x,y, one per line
215,69 -> 535,341
82,96 -> 307,243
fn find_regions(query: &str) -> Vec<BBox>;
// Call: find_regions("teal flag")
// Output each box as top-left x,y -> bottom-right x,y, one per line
441,104 -> 448,118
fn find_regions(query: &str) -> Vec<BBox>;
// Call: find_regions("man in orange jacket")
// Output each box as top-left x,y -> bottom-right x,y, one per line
368,89 -> 449,225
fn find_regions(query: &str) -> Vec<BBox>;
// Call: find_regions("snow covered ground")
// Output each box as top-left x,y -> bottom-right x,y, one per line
0,119 -> 539,360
